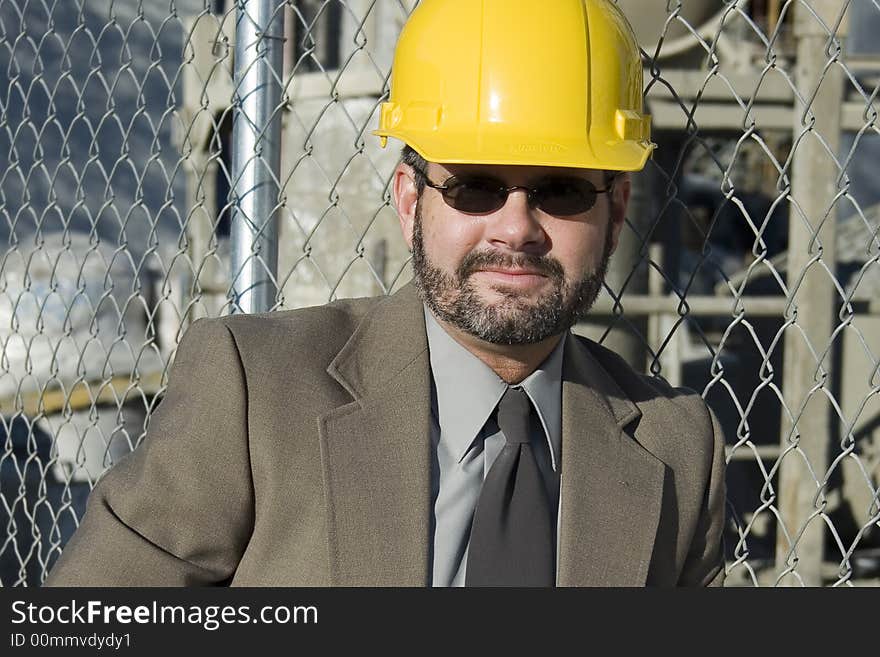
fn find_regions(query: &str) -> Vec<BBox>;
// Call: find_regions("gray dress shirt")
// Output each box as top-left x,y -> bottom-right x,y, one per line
425,307 -> 564,587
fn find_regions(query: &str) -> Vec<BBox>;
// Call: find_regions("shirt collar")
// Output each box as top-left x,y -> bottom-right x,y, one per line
424,306 -> 565,471
519,337 -> 564,472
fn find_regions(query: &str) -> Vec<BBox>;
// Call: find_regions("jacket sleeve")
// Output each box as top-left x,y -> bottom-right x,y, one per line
44,318 -> 254,586
678,404 -> 727,587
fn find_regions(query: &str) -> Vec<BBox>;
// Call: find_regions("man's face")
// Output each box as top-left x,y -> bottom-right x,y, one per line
395,162 -> 629,345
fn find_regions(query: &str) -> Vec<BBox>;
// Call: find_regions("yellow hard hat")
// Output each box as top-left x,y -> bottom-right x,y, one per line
374,0 -> 654,171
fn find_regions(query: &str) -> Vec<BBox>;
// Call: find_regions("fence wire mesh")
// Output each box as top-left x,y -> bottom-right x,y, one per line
0,0 -> 878,586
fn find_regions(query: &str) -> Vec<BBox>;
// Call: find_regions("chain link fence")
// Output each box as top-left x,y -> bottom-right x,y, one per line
0,0 -> 877,586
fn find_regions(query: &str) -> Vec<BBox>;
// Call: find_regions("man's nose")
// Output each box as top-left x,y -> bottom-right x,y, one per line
485,189 -> 547,253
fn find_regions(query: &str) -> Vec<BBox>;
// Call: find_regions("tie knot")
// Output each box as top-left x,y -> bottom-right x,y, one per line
496,387 -> 532,446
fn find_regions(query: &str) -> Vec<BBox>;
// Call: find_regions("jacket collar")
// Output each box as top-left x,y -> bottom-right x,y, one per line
326,283 -> 429,401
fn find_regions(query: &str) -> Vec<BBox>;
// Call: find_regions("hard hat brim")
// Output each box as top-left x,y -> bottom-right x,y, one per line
374,129 -> 655,172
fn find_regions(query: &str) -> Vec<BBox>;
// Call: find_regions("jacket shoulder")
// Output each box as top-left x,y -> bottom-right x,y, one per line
575,335 -> 718,452
190,295 -> 383,355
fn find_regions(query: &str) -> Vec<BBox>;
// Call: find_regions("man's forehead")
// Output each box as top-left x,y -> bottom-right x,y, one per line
429,161 -> 607,182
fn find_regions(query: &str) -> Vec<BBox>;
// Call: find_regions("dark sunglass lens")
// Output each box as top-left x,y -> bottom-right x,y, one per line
535,178 -> 597,215
444,178 -> 506,214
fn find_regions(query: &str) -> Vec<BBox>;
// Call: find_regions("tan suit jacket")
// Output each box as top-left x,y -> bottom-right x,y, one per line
45,283 -> 726,587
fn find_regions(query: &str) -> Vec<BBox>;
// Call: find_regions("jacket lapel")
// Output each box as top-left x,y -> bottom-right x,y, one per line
318,284 -> 432,586
557,333 -> 666,586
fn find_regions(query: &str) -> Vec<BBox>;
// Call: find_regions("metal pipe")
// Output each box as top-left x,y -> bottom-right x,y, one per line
599,163 -> 657,371
590,294 -> 791,317
230,0 -> 284,313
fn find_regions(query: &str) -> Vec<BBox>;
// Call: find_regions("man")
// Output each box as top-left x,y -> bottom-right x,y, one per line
45,0 -> 725,587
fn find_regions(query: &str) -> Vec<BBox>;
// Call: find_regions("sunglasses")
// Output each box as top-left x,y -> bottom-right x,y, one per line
412,165 -> 617,216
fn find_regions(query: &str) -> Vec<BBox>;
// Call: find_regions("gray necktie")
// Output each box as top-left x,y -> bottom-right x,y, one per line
465,386 -> 555,586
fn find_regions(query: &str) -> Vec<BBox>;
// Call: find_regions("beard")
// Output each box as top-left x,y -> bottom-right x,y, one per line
411,202 -> 614,345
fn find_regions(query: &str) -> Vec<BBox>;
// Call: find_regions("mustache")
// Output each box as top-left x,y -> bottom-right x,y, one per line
456,250 -> 565,281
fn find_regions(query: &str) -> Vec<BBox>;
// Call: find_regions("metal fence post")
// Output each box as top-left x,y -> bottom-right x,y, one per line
602,169 -> 652,372
775,0 -> 848,585
230,0 -> 284,313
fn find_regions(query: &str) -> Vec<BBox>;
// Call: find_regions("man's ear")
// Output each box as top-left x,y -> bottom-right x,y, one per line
607,172 -> 631,255
392,163 -> 420,251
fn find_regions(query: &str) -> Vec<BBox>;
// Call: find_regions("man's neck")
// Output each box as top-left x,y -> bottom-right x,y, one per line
432,315 -> 564,385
